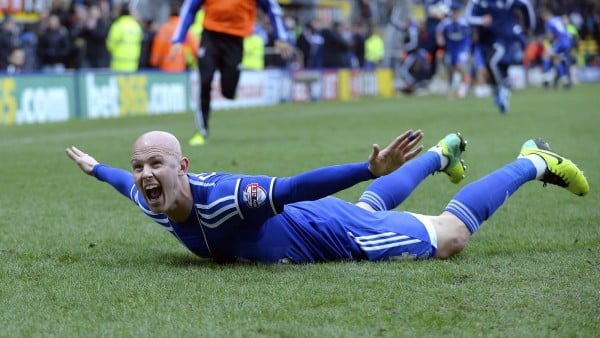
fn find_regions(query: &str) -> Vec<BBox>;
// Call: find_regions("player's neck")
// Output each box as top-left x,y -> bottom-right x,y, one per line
166,176 -> 193,223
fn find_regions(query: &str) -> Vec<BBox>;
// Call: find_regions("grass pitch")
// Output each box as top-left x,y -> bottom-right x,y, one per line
1,83 -> 599,337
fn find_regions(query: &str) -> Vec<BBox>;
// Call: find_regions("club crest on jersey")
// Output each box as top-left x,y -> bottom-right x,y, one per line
243,183 -> 267,208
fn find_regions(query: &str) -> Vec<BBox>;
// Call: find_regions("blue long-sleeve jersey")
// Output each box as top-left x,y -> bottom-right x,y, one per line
465,0 -> 535,46
546,16 -> 572,48
92,162 -> 376,262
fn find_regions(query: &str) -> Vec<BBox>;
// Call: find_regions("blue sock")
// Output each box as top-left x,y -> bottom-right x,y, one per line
359,151 -> 441,211
444,158 -> 536,234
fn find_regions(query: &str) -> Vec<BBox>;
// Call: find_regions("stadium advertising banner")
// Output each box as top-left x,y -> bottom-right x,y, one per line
78,71 -> 190,119
290,70 -> 322,102
189,69 -> 282,110
0,68 -> 395,126
321,70 -> 340,101
0,74 -> 76,125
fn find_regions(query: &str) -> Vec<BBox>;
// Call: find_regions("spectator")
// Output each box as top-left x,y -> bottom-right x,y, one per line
49,0 -> 72,29
295,19 -> 324,69
6,48 -> 25,73
356,0 -> 375,26
296,22 -> 313,68
139,18 -> 158,69
68,3 -> 89,69
150,1 -> 198,72
80,4 -> 110,69
352,20 -> 368,68
242,25 -> 266,70
322,20 -> 354,69
580,2 -> 600,57
364,25 -> 385,70
106,3 -> 143,72
0,15 -> 21,71
20,23 -> 39,71
37,14 -> 72,72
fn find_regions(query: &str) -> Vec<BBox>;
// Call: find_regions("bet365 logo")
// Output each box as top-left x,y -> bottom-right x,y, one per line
117,75 -> 148,116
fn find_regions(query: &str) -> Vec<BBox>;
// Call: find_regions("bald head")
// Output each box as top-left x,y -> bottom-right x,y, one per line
131,131 -> 183,161
129,131 -> 191,218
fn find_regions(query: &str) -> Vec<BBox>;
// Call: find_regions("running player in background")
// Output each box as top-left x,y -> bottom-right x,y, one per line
66,129 -> 588,263
390,15 -> 425,93
470,39 -> 492,98
436,2 -> 472,99
540,7 -> 573,90
465,0 -> 536,113
171,0 -> 292,146
422,0 -> 452,84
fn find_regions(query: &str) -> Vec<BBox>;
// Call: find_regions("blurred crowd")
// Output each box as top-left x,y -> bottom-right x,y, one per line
0,0 -> 599,76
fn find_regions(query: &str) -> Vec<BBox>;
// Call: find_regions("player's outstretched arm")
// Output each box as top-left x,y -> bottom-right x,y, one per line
66,146 -> 136,198
272,130 -> 424,209
367,129 -> 424,177
65,146 -> 99,176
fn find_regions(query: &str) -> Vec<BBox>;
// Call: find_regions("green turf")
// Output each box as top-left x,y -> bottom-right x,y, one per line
1,83 -> 599,337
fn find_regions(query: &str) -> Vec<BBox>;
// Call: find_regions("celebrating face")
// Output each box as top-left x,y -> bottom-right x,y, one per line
130,131 -> 188,214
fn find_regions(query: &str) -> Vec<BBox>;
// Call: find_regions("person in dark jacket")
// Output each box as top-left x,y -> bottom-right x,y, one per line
0,15 -> 21,71
322,20 -> 354,69
38,14 -> 72,71
80,4 -> 110,68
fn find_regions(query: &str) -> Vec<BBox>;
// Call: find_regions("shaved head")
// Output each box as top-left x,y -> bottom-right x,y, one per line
132,131 -> 182,160
129,131 -> 191,219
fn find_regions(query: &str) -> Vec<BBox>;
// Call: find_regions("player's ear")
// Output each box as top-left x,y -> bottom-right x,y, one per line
179,157 -> 189,175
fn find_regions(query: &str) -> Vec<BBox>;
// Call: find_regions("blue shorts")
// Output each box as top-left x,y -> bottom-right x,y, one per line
445,48 -> 470,67
233,197 -> 438,263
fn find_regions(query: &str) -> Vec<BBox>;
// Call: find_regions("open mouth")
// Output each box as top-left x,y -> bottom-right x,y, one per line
144,183 -> 163,202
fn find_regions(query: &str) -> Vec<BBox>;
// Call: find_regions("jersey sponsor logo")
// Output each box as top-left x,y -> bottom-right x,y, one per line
243,183 -> 267,208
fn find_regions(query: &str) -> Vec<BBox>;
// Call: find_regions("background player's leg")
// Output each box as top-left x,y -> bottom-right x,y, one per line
219,34 -> 244,99
487,43 -> 511,113
190,30 -> 218,145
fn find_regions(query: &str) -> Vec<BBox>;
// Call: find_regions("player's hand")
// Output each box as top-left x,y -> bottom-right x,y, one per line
367,130 -> 424,177
169,43 -> 182,60
482,14 -> 493,26
275,40 -> 293,59
65,146 -> 99,176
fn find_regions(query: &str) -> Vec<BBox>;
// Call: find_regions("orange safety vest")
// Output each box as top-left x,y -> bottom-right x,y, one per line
150,16 -> 199,72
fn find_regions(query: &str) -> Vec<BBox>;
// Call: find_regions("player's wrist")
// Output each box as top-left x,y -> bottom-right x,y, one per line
91,163 -> 105,178
366,162 -> 378,178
